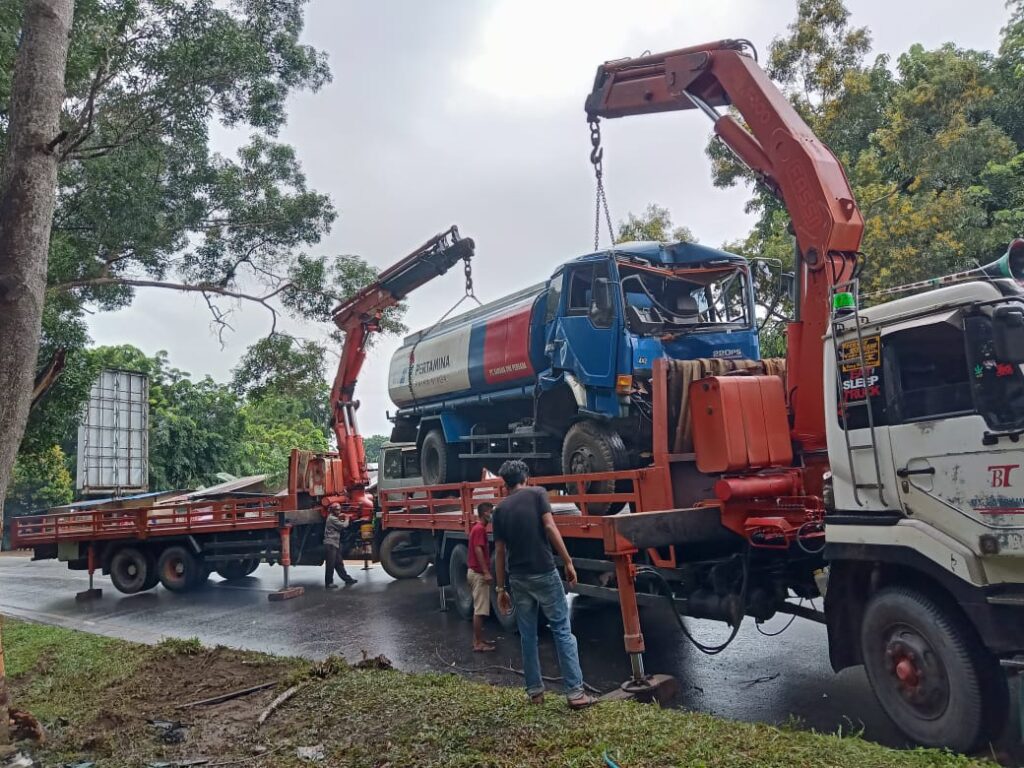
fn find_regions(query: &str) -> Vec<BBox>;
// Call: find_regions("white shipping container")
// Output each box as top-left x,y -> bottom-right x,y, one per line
76,369 -> 149,494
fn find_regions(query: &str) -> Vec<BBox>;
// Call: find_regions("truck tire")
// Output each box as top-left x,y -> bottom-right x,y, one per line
448,543 -> 474,620
157,546 -> 201,593
142,563 -> 160,591
490,567 -> 518,633
561,420 -> 627,515
860,585 -> 1007,753
421,429 -> 460,486
379,531 -> 431,580
109,546 -> 152,594
216,559 -> 258,581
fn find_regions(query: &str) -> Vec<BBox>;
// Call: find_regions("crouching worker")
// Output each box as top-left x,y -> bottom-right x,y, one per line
493,460 -> 596,709
467,501 -> 495,652
324,503 -> 358,589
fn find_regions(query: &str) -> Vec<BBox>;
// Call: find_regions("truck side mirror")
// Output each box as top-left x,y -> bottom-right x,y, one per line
780,272 -> 796,302
993,306 -> 1024,363
590,277 -> 614,327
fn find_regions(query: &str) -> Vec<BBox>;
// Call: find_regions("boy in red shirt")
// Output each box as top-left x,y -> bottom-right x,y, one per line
467,501 -> 495,652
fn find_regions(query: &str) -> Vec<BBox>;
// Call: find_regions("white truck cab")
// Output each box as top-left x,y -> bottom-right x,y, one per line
822,277 -> 1024,751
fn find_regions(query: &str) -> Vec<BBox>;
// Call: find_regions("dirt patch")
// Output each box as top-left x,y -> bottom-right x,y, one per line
63,645 -> 303,762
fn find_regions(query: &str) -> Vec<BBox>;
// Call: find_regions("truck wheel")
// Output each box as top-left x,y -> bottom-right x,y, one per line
109,546 -> 152,594
380,531 -> 431,580
448,544 -> 474,620
243,558 -> 260,576
421,429 -> 460,486
860,586 -> 1007,753
157,546 -> 200,593
490,575 -> 518,633
216,560 -> 255,581
561,421 -> 627,515
142,562 -> 160,591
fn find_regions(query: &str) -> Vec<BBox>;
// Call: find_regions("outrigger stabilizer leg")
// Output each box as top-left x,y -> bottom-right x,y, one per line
75,543 -> 103,601
269,523 -> 304,602
597,551 -> 678,705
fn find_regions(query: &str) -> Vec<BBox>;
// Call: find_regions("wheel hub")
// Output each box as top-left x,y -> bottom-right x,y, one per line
883,632 -> 948,719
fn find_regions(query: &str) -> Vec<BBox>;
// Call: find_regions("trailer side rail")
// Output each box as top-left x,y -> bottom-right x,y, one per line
10,496 -> 285,547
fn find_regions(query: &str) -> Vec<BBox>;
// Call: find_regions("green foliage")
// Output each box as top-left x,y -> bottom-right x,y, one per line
231,334 -> 330,430
362,434 -> 389,464
6,446 -> 74,515
235,397 -> 328,485
710,0 -> 1024,296
615,203 -> 697,244
156,636 -> 204,656
19,0 -> 346,331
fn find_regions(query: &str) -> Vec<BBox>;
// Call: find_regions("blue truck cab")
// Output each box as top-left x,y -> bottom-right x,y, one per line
538,240 -> 759,421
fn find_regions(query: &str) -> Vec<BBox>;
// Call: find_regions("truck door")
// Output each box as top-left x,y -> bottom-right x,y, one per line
550,260 -> 619,391
884,313 -> 1024,542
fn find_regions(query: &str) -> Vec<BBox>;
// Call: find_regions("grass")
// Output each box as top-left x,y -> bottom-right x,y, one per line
3,618 -> 146,725
2,617 -> 992,768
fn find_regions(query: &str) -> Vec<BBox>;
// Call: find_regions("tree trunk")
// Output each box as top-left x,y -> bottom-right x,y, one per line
0,0 -> 76,746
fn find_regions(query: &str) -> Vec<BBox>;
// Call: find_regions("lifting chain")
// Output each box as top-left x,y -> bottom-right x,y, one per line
589,117 -> 616,251
463,255 -> 476,301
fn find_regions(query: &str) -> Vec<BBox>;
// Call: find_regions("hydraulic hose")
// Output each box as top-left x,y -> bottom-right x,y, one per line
634,551 -> 749,656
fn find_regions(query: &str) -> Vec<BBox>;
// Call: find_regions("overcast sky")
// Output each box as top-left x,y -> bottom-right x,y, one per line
88,0 -> 1011,437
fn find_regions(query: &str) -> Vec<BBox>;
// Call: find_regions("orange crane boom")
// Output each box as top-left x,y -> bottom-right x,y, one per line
585,39 -> 863,451
325,226 -> 475,517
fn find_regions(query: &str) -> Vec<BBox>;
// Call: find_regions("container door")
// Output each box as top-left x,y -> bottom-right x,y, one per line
884,314 -> 1024,545
550,261 -> 618,391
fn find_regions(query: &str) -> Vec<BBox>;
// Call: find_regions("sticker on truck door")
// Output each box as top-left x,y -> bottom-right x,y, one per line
839,334 -> 880,372
837,335 -> 886,429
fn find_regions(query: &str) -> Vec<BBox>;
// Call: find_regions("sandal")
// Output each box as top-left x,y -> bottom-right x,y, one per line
473,644 -> 496,653
567,693 -> 597,710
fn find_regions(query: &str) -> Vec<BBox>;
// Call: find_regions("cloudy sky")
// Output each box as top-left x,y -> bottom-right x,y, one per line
89,0 -> 1011,437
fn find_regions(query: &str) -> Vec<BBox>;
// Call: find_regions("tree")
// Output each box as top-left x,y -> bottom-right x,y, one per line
234,398 -> 328,486
231,334 -> 330,434
616,204 -> 697,244
2,0 -> 401,460
6,446 -> 74,517
708,0 -> 1024,302
0,0 -> 76,744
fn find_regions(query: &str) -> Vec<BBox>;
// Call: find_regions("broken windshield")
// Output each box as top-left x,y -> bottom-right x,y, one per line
618,261 -> 752,335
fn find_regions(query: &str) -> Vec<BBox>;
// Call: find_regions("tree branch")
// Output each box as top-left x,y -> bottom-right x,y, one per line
50,276 -> 288,334
31,349 -> 67,409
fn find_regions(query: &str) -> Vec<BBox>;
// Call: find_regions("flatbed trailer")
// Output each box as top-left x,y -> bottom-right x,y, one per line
10,495 -> 328,599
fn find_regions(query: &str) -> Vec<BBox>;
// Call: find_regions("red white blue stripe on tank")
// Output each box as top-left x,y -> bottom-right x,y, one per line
388,301 -> 535,408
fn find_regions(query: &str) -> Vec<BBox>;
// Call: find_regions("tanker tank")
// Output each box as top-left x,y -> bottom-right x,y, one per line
388,282 -> 547,409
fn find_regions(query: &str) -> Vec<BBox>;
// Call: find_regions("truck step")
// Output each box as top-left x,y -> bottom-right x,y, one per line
987,594 -> 1024,607
854,483 -> 881,489
459,432 -> 551,441
849,444 -> 876,451
458,451 -> 555,460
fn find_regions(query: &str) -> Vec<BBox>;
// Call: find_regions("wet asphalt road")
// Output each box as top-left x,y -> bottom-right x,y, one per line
0,553 -> 1018,755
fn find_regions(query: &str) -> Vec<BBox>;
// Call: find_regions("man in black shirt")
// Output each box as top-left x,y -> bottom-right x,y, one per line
493,460 -> 595,709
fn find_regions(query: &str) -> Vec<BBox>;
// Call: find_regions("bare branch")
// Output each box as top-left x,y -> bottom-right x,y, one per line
202,291 -> 236,347
49,276 -> 287,335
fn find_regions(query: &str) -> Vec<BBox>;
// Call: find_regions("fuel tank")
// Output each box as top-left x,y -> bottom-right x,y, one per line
388,283 -> 547,409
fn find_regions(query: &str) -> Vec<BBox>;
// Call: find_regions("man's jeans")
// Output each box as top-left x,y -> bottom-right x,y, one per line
509,569 -> 584,699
